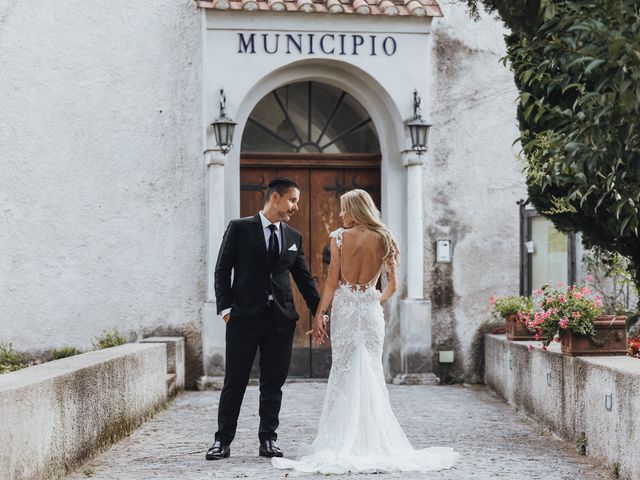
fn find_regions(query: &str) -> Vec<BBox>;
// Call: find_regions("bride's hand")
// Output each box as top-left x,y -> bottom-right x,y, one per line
306,312 -> 328,344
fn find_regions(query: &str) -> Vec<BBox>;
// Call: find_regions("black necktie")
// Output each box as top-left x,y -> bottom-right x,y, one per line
268,224 -> 280,267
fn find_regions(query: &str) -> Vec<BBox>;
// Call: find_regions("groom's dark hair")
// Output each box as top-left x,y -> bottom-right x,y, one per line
265,177 -> 300,203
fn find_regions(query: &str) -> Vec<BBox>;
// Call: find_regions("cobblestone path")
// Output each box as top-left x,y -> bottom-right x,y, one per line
67,383 -> 611,480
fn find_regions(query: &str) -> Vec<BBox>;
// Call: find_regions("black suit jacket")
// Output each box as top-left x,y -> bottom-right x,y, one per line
214,214 -> 320,329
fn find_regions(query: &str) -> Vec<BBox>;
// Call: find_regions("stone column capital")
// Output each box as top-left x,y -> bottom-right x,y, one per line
401,150 -> 425,167
204,149 -> 226,166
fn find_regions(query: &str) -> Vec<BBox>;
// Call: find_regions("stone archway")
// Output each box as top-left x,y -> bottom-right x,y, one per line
202,59 -> 431,384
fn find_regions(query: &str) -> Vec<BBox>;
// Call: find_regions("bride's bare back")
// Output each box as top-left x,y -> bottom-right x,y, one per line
339,227 -> 385,286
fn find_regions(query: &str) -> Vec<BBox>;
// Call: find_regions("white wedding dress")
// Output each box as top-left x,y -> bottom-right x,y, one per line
272,228 -> 459,474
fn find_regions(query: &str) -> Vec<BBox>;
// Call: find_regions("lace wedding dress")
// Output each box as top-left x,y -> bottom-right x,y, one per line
272,228 -> 459,474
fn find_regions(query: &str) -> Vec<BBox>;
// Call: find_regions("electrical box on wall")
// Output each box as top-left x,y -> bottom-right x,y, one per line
525,241 -> 534,254
436,240 -> 452,263
439,350 -> 455,363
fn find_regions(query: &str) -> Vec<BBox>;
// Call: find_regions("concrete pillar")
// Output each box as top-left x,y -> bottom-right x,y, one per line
201,150 -> 227,385
405,157 -> 424,299
393,152 -> 437,385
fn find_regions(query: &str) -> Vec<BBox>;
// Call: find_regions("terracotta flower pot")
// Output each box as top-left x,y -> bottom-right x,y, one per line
491,325 -> 506,335
505,314 -> 536,341
559,315 -> 628,356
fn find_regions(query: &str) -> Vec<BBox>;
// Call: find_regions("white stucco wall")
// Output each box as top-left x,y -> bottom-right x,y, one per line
0,0 -> 204,369
1,0 -> 528,384
427,4 -> 526,381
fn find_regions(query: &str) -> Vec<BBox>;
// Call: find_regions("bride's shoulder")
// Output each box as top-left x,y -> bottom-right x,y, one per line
329,228 -> 344,246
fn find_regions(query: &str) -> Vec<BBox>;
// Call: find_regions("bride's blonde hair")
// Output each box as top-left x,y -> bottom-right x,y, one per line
340,189 -> 400,266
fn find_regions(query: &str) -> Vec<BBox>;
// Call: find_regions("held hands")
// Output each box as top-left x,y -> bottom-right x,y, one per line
306,312 -> 329,344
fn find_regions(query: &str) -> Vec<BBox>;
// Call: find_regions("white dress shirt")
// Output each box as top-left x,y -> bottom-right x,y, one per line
258,211 -> 283,253
221,211 -> 282,319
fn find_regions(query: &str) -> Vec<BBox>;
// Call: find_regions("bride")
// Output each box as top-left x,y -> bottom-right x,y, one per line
272,189 -> 459,474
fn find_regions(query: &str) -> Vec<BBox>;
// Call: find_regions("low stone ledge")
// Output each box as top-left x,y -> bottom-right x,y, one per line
0,343 -> 167,480
139,336 -> 185,394
485,334 -> 640,480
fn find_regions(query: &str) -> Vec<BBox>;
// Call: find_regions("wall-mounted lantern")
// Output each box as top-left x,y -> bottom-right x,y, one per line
405,89 -> 431,155
210,89 -> 236,155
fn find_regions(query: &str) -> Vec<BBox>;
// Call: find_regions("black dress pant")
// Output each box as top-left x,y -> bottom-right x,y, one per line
215,304 -> 296,444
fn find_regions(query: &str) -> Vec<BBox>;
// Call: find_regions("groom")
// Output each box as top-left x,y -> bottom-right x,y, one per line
206,177 -> 320,460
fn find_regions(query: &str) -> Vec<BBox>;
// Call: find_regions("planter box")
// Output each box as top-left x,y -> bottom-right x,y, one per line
559,315 -> 628,356
506,314 -> 536,341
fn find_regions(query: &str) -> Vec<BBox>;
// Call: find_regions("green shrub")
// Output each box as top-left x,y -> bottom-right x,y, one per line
0,343 -> 27,374
92,328 -> 126,350
465,0 -> 640,294
490,295 -> 534,318
576,431 -> 588,455
50,347 -> 82,360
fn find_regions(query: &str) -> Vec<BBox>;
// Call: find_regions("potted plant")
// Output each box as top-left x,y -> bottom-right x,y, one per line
490,295 -> 536,340
526,283 -> 628,356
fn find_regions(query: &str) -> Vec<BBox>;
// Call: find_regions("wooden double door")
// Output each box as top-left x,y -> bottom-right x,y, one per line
240,158 -> 381,377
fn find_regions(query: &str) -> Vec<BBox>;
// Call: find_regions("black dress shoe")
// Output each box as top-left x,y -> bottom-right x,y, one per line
259,439 -> 283,458
205,441 -> 230,460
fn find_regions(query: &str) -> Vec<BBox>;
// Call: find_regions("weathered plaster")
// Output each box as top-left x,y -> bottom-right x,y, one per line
0,0 -> 204,384
486,335 -> 640,480
428,3 -> 526,382
0,343 -> 167,480
1,0 -> 530,385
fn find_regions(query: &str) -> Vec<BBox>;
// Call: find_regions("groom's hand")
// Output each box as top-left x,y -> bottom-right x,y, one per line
223,314 -> 230,324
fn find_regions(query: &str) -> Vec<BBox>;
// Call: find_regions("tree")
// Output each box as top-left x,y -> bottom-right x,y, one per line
466,0 -> 640,294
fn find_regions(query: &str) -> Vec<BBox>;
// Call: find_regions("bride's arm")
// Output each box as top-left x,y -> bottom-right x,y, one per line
308,237 -> 340,343
379,260 -> 397,304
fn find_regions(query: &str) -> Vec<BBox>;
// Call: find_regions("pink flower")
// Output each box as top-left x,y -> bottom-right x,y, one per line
557,282 -> 565,287
595,297 -> 603,307
489,295 -> 496,305
541,345 -> 548,351
534,333 -> 541,341
586,274 -> 594,283
527,344 -> 535,352
572,311 -> 581,319
533,289 -> 543,297
553,337 -> 561,343
574,292 -> 583,300
559,318 -> 569,329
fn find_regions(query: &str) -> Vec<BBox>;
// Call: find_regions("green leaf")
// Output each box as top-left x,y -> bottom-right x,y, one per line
585,59 -> 606,74
567,56 -> 594,68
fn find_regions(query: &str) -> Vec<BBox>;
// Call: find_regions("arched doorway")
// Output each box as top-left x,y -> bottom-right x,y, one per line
239,81 -> 381,377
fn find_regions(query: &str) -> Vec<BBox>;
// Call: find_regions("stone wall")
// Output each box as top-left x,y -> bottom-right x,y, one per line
485,334 -> 640,480
0,343 -> 167,480
1,0 -> 527,384
0,0 -> 205,384
428,4 -> 525,382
